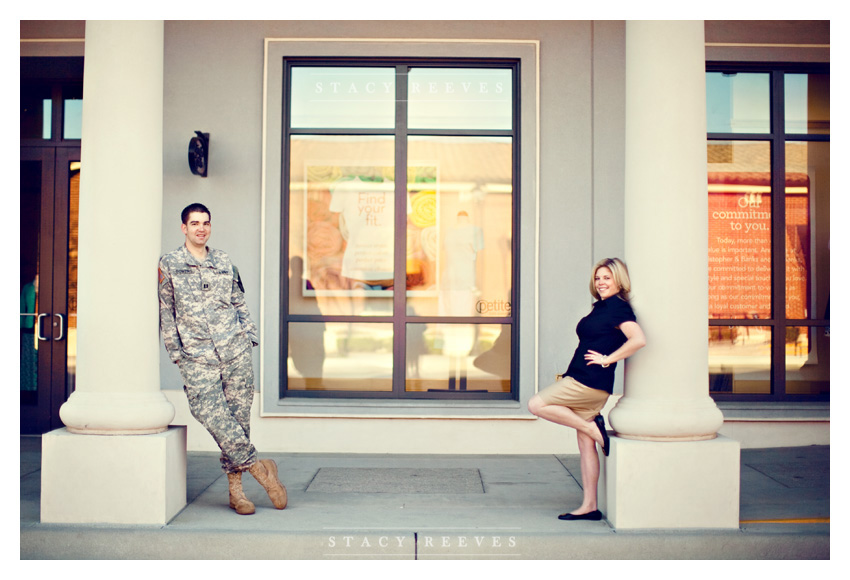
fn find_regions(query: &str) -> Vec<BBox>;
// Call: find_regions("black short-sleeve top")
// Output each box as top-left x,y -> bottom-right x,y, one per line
564,296 -> 637,394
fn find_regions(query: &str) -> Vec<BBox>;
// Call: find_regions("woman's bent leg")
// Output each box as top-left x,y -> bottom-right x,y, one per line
528,394 -> 604,444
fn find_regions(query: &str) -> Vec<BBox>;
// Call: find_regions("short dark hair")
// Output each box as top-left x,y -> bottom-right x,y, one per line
181,203 -> 211,224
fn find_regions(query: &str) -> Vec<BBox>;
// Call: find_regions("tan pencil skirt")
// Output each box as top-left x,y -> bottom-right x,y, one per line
536,375 -> 609,421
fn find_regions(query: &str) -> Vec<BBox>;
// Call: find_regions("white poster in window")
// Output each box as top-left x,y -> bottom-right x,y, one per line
301,163 -> 438,297
329,177 -> 395,284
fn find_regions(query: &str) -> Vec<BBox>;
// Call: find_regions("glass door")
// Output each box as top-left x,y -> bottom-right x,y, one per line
20,146 -> 80,433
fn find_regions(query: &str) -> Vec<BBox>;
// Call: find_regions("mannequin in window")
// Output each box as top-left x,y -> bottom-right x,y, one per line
439,211 -> 484,390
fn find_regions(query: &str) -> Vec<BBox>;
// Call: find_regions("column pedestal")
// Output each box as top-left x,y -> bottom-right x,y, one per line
41,427 -> 187,525
599,435 -> 740,529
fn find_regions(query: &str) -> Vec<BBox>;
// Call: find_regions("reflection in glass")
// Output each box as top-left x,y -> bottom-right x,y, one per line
287,322 -> 392,391
406,137 -> 513,318
408,68 -> 513,130
21,84 -> 53,140
785,142 -> 829,320
785,73 -> 830,135
706,72 -> 771,134
66,162 -> 80,395
290,67 -> 395,129
406,323 -> 510,393
288,135 -> 395,317
20,161 -> 41,400
786,327 -> 829,395
709,326 -> 771,395
707,141 -> 772,319
63,85 -> 83,139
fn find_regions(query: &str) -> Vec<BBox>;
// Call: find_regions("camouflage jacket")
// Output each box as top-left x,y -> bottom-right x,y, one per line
158,244 -> 258,365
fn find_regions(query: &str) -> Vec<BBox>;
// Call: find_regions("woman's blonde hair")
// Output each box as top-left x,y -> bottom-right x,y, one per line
590,257 -> 631,301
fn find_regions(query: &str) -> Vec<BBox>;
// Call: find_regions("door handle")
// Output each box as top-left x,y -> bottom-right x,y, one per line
37,313 -> 50,341
54,313 -> 65,341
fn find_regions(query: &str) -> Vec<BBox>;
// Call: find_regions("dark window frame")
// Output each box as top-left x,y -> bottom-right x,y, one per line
21,57 -> 84,146
707,61 -> 829,402
280,57 -> 521,401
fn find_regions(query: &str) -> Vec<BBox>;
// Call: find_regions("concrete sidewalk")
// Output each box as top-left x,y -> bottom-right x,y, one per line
20,436 -> 829,559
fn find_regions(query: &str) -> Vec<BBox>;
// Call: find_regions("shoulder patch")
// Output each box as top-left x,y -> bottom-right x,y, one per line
233,265 -> 245,293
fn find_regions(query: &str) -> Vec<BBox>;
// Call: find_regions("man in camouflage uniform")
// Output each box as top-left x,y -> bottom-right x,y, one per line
158,203 -> 286,515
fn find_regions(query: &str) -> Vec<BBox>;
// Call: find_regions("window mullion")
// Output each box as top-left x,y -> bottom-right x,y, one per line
393,65 -> 409,398
51,84 -> 63,143
771,71 -> 788,399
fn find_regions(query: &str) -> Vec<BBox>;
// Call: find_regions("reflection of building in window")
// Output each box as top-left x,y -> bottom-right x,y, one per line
282,60 -> 520,400
20,277 -> 38,392
288,257 -> 325,388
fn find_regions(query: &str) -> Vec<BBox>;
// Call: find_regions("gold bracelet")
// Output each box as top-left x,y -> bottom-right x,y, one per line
601,355 -> 610,368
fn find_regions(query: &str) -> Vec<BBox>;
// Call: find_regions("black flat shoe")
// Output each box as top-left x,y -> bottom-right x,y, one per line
558,509 -> 603,521
594,414 -> 610,456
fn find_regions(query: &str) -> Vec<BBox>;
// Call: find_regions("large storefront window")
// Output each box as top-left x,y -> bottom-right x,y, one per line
282,60 -> 518,399
706,65 -> 829,400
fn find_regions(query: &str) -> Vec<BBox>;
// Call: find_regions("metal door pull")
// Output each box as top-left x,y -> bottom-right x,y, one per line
54,313 -> 65,341
36,313 -> 50,341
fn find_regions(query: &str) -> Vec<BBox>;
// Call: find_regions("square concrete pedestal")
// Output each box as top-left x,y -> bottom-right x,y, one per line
41,426 -> 187,525
599,434 -> 740,529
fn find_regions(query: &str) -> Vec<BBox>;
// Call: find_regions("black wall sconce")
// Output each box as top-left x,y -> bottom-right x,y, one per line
188,131 -> 209,177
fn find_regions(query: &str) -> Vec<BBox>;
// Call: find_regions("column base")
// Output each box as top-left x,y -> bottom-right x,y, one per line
599,434 -> 740,529
59,391 -> 175,434
608,395 -> 725,441
617,433 -> 716,442
41,426 -> 187,525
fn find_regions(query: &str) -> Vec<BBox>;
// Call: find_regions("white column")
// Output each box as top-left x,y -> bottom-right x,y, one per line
58,20 -> 174,434
43,21 -> 184,525
608,20 -> 724,441
600,21 -> 739,530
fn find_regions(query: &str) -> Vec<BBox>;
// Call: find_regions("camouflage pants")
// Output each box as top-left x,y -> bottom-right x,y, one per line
179,348 -> 258,473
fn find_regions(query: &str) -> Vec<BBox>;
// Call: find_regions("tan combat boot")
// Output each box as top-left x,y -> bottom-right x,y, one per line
227,472 -> 256,515
248,459 -> 287,509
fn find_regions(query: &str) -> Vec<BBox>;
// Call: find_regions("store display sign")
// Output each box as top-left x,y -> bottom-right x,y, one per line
300,163 -> 439,297
708,175 -> 810,319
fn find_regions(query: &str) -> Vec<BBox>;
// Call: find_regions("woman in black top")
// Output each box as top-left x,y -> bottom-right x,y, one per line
528,258 -> 646,521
